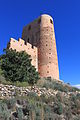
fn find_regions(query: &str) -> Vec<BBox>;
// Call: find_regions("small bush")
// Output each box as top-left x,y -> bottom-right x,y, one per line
0,101 -> 10,120
6,98 -> 16,109
53,102 -> 63,115
17,107 -> 24,120
0,49 -> 40,85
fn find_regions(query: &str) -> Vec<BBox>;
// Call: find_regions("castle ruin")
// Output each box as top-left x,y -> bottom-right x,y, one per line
8,14 -> 59,80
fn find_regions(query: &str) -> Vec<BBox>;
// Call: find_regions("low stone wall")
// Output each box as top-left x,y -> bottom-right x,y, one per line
0,83 -> 79,99
0,84 -> 58,99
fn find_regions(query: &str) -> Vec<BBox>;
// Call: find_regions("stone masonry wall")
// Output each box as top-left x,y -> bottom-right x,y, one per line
7,14 -> 59,79
8,38 -> 38,70
38,15 -> 59,79
22,17 -> 41,47
22,14 -> 59,79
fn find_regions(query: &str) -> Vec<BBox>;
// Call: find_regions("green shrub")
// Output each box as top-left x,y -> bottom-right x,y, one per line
14,81 -> 29,87
74,117 -> 80,120
65,108 -> 72,120
6,98 -> 16,109
71,87 -> 80,92
53,102 -> 63,115
76,93 -> 80,100
0,49 -> 40,85
70,94 -> 77,102
56,92 -> 63,102
0,101 -> 10,120
17,107 -> 24,120
54,83 -> 68,92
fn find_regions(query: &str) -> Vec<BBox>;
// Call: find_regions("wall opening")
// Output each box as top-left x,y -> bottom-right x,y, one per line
25,41 -> 27,45
47,71 -> 49,73
28,25 -> 31,30
50,19 -> 53,24
46,44 -> 48,46
32,45 -> 34,49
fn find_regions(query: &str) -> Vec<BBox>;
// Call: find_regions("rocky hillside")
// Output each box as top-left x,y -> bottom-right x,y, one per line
0,78 -> 80,120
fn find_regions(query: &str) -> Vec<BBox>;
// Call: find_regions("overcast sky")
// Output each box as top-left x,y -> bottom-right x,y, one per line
0,0 -> 80,85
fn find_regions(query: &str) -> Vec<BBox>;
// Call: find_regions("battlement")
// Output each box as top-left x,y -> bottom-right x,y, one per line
10,38 -> 37,49
7,14 -> 59,80
8,38 -> 38,70
22,14 -> 59,79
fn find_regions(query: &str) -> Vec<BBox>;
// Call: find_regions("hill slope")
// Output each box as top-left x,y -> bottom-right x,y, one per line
0,78 -> 80,120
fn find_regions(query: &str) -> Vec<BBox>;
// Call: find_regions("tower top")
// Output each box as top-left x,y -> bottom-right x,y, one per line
41,14 -> 53,20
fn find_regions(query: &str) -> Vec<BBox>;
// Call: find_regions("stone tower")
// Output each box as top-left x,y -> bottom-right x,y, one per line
22,14 -> 59,79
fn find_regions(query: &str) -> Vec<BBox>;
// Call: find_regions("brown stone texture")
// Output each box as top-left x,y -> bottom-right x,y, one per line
22,16 -> 41,47
22,14 -> 59,79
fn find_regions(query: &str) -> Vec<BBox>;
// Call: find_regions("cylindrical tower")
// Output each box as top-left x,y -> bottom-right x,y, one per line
22,14 -> 59,80
38,14 -> 59,79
